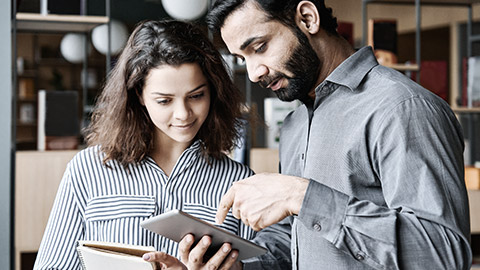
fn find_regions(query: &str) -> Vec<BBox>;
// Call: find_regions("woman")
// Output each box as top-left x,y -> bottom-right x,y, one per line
34,20 -> 253,270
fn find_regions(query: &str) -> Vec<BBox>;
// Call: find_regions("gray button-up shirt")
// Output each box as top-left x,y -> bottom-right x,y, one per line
244,47 -> 471,269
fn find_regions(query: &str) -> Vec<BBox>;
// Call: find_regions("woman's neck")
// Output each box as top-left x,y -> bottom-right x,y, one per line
150,135 -> 192,177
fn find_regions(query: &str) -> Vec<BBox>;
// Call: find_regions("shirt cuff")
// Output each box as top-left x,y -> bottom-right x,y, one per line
297,179 -> 349,243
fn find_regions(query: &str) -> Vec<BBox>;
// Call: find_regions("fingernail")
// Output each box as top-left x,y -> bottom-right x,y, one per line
231,252 -> 237,258
143,254 -> 150,261
203,237 -> 209,245
186,235 -> 192,243
223,245 -> 230,253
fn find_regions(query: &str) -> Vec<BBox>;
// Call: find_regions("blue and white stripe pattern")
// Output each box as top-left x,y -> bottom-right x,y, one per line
33,140 -> 255,270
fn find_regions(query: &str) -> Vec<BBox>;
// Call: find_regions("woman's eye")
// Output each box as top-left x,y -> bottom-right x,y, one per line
190,92 -> 204,99
254,43 -> 267,53
156,99 -> 170,105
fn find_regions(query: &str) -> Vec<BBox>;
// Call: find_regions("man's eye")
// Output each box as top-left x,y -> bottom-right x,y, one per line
254,43 -> 267,53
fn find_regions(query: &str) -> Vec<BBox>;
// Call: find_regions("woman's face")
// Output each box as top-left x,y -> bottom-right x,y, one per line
141,63 -> 210,146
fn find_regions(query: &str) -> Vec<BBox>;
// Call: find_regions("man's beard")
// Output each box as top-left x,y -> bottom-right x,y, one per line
260,28 -> 320,102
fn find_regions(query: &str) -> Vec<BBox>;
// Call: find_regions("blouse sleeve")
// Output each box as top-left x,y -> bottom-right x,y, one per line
33,163 -> 85,270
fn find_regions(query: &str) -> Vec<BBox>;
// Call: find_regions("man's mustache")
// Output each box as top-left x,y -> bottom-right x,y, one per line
259,73 -> 289,88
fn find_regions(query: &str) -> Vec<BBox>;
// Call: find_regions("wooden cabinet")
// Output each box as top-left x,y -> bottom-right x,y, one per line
15,150 -> 78,270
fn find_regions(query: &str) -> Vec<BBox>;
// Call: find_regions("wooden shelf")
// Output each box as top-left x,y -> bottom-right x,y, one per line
452,106 -> 480,113
16,138 -> 36,144
384,63 -> 420,71
16,13 -> 109,33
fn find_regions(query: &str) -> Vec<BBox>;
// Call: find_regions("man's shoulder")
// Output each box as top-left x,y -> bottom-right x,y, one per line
365,65 -> 448,107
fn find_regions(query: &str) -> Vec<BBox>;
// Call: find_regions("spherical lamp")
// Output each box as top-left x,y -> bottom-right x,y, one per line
161,0 -> 208,21
91,20 -> 129,55
60,33 -> 92,64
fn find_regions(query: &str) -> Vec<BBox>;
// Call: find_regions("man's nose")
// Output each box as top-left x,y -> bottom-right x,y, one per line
246,60 -> 268,83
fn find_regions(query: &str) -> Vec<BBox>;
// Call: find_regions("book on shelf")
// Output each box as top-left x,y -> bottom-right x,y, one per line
37,90 -> 80,151
368,19 -> 398,66
467,56 -> 480,107
337,21 -> 354,46
410,60 -> 448,102
18,77 -> 35,100
77,241 -> 160,270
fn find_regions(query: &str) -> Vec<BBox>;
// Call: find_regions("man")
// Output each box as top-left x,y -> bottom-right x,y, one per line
205,0 -> 472,269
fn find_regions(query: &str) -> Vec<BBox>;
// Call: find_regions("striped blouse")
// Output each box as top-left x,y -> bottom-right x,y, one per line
33,140 -> 255,270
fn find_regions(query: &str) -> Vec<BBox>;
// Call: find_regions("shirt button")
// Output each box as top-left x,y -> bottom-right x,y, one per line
313,223 -> 322,231
355,253 -> 365,261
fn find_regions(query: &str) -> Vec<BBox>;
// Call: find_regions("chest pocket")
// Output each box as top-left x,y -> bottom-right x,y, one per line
183,203 -> 239,235
85,195 -> 156,222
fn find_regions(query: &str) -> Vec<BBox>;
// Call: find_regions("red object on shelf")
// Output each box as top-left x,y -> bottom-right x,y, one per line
411,60 -> 449,102
337,21 -> 354,47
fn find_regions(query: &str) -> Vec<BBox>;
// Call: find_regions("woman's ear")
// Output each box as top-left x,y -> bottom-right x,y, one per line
295,1 -> 320,35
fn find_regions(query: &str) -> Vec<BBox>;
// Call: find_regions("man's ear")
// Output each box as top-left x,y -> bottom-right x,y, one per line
295,1 -> 320,35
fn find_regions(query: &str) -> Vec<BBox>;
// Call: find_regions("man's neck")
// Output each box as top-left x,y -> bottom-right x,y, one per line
312,31 -> 355,91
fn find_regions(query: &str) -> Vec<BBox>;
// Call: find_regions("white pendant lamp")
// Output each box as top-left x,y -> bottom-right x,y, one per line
91,20 -> 129,56
161,0 -> 208,21
60,33 -> 92,64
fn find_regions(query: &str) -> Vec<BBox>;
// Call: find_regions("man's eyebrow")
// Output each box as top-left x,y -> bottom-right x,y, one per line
240,36 -> 261,51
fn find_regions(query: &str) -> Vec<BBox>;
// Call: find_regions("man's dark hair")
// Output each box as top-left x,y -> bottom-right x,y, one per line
207,0 -> 338,35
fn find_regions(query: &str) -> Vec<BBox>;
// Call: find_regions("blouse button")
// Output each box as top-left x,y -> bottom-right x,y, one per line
313,223 -> 322,231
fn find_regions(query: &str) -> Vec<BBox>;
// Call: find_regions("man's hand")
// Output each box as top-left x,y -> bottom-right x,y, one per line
178,234 -> 241,270
216,173 -> 309,231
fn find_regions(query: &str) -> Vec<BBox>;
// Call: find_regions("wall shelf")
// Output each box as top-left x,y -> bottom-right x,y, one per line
452,106 -> 480,113
16,13 -> 109,33
385,63 -> 420,71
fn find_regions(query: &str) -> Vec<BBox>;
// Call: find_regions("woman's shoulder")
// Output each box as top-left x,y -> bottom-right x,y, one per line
67,145 -> 110,171
71,145 -> 103,161
211,154 -> 254,176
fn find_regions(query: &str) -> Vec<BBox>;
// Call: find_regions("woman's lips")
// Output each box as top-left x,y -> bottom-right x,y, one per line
172,121 -> 195,129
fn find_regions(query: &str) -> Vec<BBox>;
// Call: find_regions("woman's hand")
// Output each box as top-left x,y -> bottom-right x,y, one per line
178,234 -> 241,270
142,251 -> 187,270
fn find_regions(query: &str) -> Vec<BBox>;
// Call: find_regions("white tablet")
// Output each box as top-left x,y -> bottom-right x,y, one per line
140,209 -> 267,261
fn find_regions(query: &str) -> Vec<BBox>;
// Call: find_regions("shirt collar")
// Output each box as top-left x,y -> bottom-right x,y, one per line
144,139 -> 202,172
308,47 -> 378,110
315,46 -> 378,96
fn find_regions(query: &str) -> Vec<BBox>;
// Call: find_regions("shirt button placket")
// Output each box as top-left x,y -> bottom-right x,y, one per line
355,253 -> 365,261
